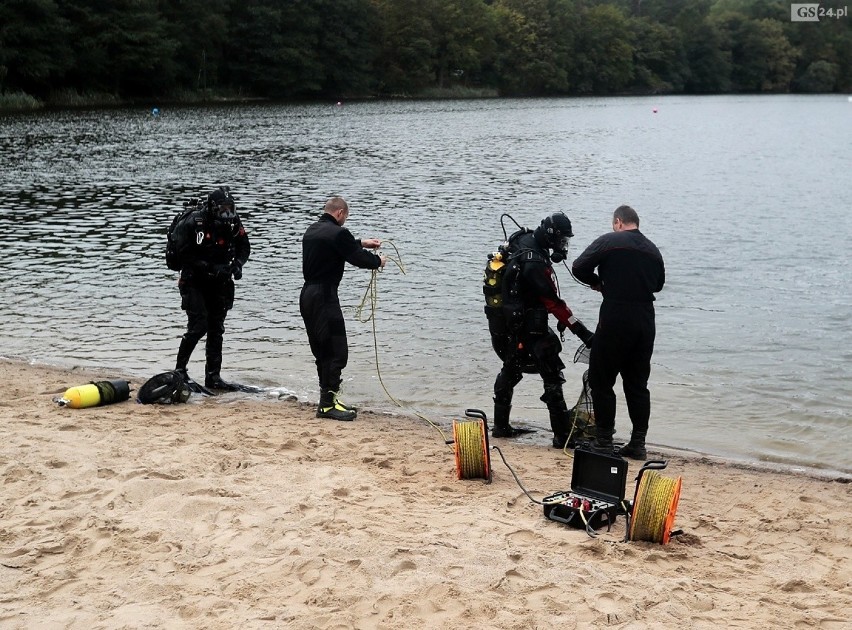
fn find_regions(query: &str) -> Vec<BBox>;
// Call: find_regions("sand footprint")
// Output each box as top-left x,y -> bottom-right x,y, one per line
391,559 -> 417,576
526,583 -> 571,612
592,591 -> 629,625
506,529 -> 538,545
295,557 -> 326,586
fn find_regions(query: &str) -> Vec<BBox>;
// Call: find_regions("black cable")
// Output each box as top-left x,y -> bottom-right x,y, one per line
490,445 -> 545,505
561,260 -> 593,288
500,213 -> 524,241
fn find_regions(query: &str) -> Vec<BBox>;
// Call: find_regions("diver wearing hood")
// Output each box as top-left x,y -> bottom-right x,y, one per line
172,186 -> 250,391
492,212 -> 595,448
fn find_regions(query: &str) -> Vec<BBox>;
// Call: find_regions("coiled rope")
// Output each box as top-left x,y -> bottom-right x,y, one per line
628,469 -> 682,544
453,419 -> 489,480
354,242 -> 453,449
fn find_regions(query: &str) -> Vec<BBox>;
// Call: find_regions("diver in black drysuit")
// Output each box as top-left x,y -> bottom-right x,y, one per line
489,213 -> 594,448
173,187 -> 250,390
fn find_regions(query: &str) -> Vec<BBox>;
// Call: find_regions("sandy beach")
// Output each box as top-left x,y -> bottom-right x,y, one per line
1,360 -> 850,629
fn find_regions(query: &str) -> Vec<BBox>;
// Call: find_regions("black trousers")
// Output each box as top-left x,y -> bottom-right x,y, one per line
587,300 -> 656,437
176,278 -> 235,376
300,283 -> 348,392
493,329 -> 570,438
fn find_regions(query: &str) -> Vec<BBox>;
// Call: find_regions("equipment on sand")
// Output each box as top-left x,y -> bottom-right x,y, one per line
627,463 -> 682,544
55,380 -> 131,409
137,371 -> 192,404
542,446 -> 628,534
451,409 -> 492,483
543,452 -> 682,543
137,371 -> 262,404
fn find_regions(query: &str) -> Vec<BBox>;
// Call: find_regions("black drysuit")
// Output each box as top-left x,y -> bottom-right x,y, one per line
174,210 -> 251,379
571,229 -> 665,439
492,231 -> 584,443
300,213 -> 382,392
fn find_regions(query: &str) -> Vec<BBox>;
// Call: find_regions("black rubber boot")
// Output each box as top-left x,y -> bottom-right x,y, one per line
547,404 -> 571,450
491,402 -> 535,438
175,336 -> 197,373
205,348 -> 224,388
317,389 -> 356,421
588,426 -> 616,455
618,431 -> 648,460
205,374 -> 240,391
491,401 -> 514,437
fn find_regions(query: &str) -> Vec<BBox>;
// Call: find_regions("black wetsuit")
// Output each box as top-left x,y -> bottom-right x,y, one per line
300,213 -> 382,392
571,229 -> 665,439
174,210 -> 250,379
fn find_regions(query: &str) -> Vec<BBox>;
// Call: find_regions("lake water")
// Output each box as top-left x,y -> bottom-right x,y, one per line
1,95 -> 850,476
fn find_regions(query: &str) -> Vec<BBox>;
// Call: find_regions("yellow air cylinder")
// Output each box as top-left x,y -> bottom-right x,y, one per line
56,380 -> 131,409
60,384 -> 103,409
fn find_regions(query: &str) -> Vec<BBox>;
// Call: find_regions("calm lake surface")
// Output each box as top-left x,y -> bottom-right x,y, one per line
1,95 -> 850,475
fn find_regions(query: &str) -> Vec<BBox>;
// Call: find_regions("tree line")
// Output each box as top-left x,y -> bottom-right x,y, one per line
1,0 -> 850,107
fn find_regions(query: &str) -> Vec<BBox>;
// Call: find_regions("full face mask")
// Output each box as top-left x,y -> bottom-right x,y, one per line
212,201 -> 236,226
207,187 -> 236,229
542,212 -> 573,263
550,236 -> 570,263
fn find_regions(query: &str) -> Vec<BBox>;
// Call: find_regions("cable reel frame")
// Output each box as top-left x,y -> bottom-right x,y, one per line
450,408 -> 493,483
627,460 -> 683,544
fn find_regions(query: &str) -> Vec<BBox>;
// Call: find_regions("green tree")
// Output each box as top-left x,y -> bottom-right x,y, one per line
313,0 -> 380,98
0,0 -> 72,96
157,0 -> 230,94
634,0 -> 711,23
629,17 -> 688,92
683,19 -> 732,93
225,0 -> 323,98
571,4 -> 634,93
373,0 -> 435,94
374,0 -> 495,95
60,0 -> 177,97
712,12 -> 797,91
794,60 -> 839,92
490,0 -> 579,95
428,0 -> 495,89
786,7 -> 852,92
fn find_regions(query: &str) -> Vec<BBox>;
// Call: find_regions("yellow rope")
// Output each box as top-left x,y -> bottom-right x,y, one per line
354,241 -> 453,448
629,470 -> 682,544
454,420 -> 489,479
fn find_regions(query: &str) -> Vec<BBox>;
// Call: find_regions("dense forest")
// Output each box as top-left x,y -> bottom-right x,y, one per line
1,0 -> 850,108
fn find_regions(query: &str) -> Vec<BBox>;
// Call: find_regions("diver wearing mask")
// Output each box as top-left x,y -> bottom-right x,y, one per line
491,212 -> 595,447
173,186 -> 251,391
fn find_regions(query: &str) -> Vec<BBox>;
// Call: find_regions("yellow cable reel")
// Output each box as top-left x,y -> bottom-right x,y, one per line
628,468 -> 682,544
452,409 -> 492,483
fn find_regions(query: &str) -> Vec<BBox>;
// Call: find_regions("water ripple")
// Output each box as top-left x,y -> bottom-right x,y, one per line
1,95 -> 850,473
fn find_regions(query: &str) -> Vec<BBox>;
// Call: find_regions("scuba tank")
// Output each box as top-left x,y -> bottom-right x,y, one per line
483,222 -> 532,362
483,250 -> 506,309
56,380 -> 131,409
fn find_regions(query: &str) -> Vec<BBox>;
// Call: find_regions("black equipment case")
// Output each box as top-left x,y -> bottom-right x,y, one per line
543,446 -> 629,532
